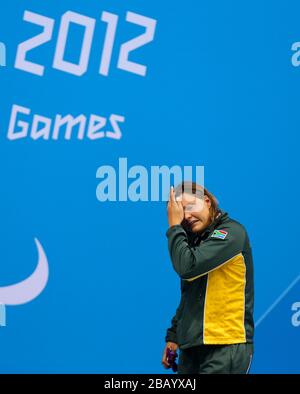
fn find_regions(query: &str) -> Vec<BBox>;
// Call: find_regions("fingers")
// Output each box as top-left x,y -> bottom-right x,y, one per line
162,350 -> 170,369
162,360 -> 170,368
178,200 -> 184,213
170,186 -> 176,202
168,343 -> 178,352
169,186 -> 177,206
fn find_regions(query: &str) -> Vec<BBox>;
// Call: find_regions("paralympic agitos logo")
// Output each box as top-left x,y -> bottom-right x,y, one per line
0,33 -> 49,326
0,38 -> 48,326
0,238 -> 49,327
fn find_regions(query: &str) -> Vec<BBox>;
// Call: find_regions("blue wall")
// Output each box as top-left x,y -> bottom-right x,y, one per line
0,0 -> 299,373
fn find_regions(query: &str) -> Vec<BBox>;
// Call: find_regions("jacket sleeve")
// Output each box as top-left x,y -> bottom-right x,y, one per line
165,279 -> 185,343
166,223 -> 245,280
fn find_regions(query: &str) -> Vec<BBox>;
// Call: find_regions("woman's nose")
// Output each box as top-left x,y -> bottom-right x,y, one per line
184,212 -> 192,220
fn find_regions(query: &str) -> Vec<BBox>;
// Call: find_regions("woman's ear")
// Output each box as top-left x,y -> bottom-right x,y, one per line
204,195 -> 211,209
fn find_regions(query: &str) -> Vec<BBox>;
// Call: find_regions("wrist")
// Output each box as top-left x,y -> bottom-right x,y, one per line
169,222 -> 181,228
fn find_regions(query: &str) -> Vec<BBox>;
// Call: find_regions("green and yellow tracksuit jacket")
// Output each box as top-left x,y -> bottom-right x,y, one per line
165,209 -> 254,349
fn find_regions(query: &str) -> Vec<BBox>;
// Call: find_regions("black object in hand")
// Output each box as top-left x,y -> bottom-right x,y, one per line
166,347 -> 178,372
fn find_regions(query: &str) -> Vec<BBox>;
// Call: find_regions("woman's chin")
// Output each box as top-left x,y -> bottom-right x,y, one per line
191,223 -> 203,233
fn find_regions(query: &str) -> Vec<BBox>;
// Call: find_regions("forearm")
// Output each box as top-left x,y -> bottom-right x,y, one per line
167,225 -> 198,279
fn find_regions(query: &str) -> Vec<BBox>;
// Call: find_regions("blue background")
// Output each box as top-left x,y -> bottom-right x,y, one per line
0,0 -> 299,373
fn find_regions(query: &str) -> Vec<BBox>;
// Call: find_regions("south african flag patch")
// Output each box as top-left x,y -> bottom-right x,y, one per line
211,229 -> 228,239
